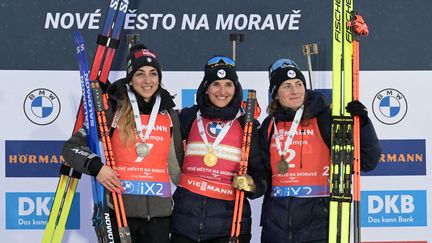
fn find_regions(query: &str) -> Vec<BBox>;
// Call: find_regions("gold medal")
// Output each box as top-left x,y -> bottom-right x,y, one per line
136,142 -> 150,158
204,152 -> 218,167
204,147 -> 218,167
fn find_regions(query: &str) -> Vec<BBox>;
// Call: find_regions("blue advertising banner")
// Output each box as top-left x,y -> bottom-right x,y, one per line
5,140 -> 65,177
361,190 -> 427,227
5,192 -> 80,230
363,139 -> 426,176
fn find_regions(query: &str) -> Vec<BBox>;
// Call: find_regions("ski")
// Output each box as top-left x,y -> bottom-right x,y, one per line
44,0 -> 130,241
328,0 -> 354,242
42,165 -> 81,243
74,32 -> 115,243
90,0 -> 129,84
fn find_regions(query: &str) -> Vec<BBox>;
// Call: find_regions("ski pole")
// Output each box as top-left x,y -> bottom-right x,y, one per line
348,11 -> 369,243
229,90 -> 257,243
302,43 -> 318,90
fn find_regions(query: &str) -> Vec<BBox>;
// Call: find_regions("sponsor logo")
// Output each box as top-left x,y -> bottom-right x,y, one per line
363,139 -> 426,176
206,121 -> 225,137
372,88 -> 407,125
23,88 -> 61,125
361,190 -> 427,227
5,140 -> 65,177
216,69 -> 226,78
6,192 -> 80,230
287,69 -> 296,78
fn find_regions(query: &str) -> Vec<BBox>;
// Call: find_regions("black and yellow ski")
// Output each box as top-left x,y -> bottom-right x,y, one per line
42,166 -> 81,243
328,0 -> 354,242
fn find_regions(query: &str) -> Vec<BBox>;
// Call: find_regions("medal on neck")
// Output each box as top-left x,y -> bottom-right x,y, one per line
197,110 -> 241,167
126,84 -> 161,160
277,155 -> 289,174
203,147 -> 218,167
272,105 -> 304,174
136,142 -> 150,158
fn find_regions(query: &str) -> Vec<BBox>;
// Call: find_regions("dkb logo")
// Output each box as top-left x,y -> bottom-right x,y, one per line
361,190 -> 426,227
5,192 -> 80,229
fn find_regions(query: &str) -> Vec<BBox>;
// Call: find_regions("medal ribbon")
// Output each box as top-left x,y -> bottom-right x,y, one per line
272,105 -> 304,159
126,84 -> 161,143
196,110 -> 241,153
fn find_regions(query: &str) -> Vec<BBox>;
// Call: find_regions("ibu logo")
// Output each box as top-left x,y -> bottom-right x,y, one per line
361,190 -> 426,227
6,192 -> 80,230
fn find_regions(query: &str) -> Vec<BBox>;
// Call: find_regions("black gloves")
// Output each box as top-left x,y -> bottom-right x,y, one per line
346,100 -> 368,127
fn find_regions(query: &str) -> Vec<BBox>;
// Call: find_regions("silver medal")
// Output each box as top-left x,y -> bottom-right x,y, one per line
136,142 -> 150,158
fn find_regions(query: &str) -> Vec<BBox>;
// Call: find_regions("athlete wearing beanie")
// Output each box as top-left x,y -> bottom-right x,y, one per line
170,55 -> 266,243
259,58 -> 381,243
62,43 -> 183,243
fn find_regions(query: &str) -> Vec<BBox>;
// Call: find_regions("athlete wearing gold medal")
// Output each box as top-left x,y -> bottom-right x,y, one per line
171,56 -> 267,243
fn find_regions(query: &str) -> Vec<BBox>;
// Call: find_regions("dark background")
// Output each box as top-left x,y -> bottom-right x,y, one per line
1,0 -> 430,71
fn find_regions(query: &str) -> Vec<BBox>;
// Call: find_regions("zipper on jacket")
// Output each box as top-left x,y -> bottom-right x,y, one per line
287,199 -> 293,242
146,197 -> 151,221
300,125 -> 304,169
197,197 -> 207,242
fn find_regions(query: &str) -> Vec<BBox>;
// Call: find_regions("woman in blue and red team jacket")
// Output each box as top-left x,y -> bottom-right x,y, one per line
259,58 -> 381,243
170,56 -> 267,243
62,44 -> 183,243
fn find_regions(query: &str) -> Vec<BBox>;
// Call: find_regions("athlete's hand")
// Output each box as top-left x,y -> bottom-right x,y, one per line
96,165 -> 123,193
232,174 -> 256,193
346,100 -> 368,126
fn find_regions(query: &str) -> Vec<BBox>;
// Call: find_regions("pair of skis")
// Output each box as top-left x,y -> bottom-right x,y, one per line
329,0 -> 369,242
43,0 -> 130,242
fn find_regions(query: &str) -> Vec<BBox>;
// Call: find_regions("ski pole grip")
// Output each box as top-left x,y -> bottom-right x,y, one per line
244,90 -> 256,123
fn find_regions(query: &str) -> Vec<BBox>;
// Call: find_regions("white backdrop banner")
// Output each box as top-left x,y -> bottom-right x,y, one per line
0,69 -> 430,242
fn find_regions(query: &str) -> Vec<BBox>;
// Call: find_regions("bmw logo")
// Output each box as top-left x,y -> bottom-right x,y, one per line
23,88 -> 61,125
372,88 -> 407,125
206,121 -> 225,137
122,181 -> 135,193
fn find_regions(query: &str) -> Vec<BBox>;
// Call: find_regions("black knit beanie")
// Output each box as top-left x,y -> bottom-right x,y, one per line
201,56 -> 239,91
269,66 -> 306,98
196,55 -> 243,120
126,44 -> 162,82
